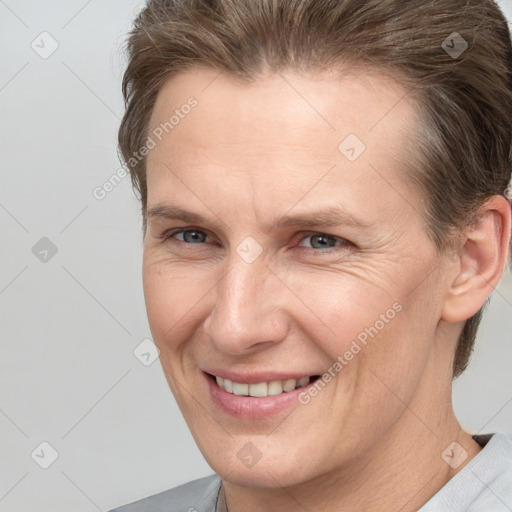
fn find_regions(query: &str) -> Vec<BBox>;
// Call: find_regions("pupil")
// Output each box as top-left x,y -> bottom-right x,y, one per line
185,230 -> 204,243
313,235 -> 334,248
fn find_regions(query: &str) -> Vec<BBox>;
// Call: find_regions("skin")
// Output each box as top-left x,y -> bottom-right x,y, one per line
142,66 -> 511,511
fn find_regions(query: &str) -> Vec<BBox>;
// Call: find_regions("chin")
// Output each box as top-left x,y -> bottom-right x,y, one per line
203,444 -> 315,489
219,464 -> 308,489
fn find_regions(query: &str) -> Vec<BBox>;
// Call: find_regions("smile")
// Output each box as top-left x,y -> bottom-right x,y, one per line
209,373 -> 320,397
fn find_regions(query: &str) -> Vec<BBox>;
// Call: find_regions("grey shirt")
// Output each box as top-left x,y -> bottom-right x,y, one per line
108,432 -> 512,512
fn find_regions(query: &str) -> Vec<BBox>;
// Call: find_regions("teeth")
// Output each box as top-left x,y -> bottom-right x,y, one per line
249,382 -> 267,397
267,380 -> 284,395
283,379 -> 296,392
232,382 -> 249,396
214,375 -> 312,397
297,376 -> 310,387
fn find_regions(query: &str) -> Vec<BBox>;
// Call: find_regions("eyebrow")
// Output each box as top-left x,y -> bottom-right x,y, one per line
146,204 -> 370,232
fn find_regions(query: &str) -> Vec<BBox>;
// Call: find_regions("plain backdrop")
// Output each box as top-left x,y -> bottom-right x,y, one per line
1,1 -> 511,511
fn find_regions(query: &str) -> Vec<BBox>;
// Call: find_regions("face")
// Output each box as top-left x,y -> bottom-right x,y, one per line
143,67 -> 451,488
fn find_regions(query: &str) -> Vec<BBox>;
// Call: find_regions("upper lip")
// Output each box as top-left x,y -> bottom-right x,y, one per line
203,369 -> 320,384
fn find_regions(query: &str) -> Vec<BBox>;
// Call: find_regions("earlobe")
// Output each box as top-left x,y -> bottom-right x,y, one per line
441,195 -> 511,323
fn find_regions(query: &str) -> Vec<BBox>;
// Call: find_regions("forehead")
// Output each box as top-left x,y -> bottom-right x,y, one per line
149,66 -> 417,142
145,66 -> 421,223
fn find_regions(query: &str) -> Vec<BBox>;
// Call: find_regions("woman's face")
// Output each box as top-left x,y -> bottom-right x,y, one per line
142,67 -> 453,487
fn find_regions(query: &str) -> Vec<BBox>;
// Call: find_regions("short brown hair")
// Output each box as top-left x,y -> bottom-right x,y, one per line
118,0 -> 512,377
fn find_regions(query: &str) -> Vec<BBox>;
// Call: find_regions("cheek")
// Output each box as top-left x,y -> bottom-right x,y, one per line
142,264 -> 187,342
142,261 -> 214,348
284,266 -> 436,402
282,268 -> 402,358
344,286 -> 439,409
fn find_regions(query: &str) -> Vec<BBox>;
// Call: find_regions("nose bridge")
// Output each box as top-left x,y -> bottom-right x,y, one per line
204,250 -> 287,354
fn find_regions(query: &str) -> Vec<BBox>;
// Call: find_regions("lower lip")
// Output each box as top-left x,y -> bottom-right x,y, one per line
204,372 -> 317,419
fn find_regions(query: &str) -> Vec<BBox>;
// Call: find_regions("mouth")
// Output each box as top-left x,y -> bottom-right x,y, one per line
205,372 -> 321,397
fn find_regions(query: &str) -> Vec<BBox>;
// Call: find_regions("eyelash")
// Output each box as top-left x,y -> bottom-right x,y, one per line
160,228 -> 351,253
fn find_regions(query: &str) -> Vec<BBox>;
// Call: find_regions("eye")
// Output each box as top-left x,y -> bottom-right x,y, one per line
161,228 -> 351,253
296,232 -> 350,252
162,228 -> 213,244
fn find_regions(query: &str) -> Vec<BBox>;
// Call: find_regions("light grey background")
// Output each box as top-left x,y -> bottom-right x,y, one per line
0,1 -> 511,511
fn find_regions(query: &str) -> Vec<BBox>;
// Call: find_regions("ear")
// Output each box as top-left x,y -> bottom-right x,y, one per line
441,195 -> 511,322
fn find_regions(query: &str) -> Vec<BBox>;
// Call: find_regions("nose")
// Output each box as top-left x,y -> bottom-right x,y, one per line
203,252 -> 289,355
